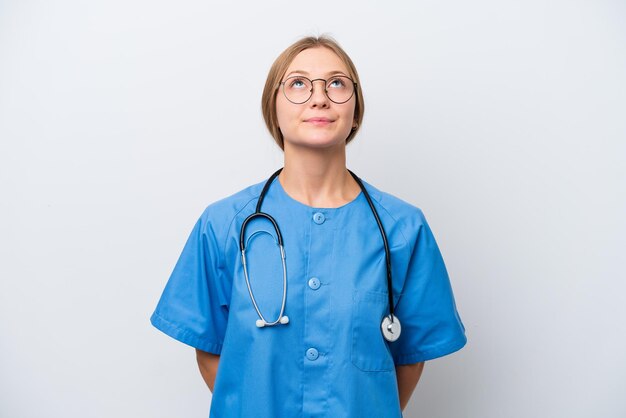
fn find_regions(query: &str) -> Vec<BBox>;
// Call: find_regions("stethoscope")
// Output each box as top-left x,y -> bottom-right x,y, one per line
239,168 -> 401,343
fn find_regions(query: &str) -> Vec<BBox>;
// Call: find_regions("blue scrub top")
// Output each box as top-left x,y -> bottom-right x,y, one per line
151,176 -> 467,418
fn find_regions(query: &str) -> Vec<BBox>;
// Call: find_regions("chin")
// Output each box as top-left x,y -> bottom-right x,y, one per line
289,136 -> 346,150
287,130 -> 350,149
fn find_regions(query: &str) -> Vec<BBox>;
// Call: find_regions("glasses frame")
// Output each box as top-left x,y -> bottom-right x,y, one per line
278,75 -> 357,105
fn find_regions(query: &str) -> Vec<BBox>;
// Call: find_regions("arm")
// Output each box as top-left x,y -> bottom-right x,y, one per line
195,349 -> 221,392
396,361 -> 425,411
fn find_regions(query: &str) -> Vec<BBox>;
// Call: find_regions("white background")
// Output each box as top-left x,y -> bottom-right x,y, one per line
1,1 -> 625,417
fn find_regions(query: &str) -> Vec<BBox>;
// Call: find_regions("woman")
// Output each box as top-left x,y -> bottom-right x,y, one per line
151,36 -> 466,417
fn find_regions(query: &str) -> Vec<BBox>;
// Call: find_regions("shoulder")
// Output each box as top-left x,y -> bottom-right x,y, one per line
360,179 -> 429,248
361,179 -> 425,222
196,180 -> 265,238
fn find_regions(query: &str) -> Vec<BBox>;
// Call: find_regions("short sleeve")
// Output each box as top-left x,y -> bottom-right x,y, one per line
150,214 -> 230,354
389,210 -> 467,365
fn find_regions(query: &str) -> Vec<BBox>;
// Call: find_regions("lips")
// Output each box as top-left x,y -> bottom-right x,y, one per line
305,117 -> 334,125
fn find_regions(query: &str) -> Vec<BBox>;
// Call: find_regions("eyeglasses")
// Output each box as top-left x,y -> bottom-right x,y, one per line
279,75 -> 357,104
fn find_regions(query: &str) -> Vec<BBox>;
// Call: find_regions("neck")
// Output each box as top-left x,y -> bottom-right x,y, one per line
279,142 -> 360,208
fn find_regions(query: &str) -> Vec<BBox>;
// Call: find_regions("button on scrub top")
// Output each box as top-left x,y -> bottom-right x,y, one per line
150,177 -> 467,418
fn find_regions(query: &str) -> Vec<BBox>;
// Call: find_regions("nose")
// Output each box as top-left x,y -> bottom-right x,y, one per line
309,79 -> 329,108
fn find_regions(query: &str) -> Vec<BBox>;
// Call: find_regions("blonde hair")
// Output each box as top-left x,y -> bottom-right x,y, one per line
261,35 -> 364,150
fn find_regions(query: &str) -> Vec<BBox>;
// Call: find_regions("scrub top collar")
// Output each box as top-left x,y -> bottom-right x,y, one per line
270,173 -> 367,213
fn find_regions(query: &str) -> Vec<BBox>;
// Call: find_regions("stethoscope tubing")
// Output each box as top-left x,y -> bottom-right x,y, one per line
347,169 -> 396,322
239,168 -> 398,332
241,230 -> 288,327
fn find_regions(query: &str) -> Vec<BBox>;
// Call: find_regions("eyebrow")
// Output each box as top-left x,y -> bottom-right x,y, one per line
284,70 -> 349,78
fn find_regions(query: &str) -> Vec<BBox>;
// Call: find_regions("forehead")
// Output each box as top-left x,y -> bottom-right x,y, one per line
285,47 -> 350,76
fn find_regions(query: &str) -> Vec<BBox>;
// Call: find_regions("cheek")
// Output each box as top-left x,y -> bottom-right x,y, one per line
275,99 -> 294,130
341,101 -> 357,125
347,108 -> 356,123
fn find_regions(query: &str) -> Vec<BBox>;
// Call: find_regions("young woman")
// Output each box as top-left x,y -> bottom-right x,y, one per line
151,36 -> 466,417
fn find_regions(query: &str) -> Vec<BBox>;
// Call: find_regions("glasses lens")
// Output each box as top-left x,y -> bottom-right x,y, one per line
326,76 -> 354,104
283,76 -> 313,104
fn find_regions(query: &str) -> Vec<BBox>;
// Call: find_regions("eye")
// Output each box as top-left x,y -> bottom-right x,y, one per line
288,77 -> 308,89
328,77 -> 347,89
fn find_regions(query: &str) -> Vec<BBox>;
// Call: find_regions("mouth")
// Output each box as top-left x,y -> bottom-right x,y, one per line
304,117 -> 334,125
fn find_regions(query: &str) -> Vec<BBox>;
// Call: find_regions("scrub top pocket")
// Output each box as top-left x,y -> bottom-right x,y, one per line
351,290 -> 395,372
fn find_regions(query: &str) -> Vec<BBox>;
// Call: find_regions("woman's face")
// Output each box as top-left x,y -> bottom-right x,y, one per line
276,47 -> 356,151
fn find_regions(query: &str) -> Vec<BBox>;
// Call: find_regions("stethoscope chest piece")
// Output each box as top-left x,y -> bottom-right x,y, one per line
381,314 -> 401,342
